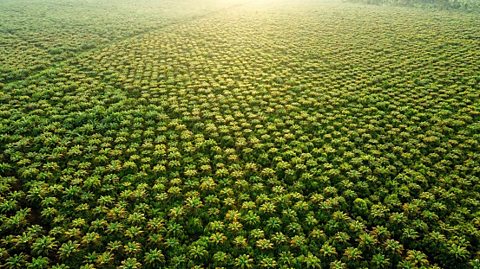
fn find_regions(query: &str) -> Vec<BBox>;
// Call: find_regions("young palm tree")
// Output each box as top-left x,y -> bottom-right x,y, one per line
32,236 -> 58,256
5,253 -> 28,269
301,252 -> 321,268
234,254 -> 254,269
405,250 -> 429,267
259,256 -> 277,268
96,251 -> 114,266
26,256 -> 50,269
209,232 -> 227,245
188,245 -> 208,261
256,238 -> 273,250
144,248 -> 165,267
58,240 -> 80,260
119,258 -> 142,269
233,236 -> 248,248
371,253 -> 390,268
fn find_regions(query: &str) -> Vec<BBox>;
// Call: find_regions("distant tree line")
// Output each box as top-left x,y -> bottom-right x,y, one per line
345,0 -> 480,10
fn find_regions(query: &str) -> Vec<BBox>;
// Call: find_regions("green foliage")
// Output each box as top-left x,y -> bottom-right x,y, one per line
1,0 -> 479,268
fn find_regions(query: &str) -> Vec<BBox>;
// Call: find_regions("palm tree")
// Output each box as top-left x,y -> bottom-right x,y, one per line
124,242 -> 142,255
320,242 -> 337,259
343,246 -> 362,264
213,251 -> 229,266
209,232 -> 227,245
447,244 -> 469,262
405,250 -> 429,267
274,250 -> 293,267
188,245 -> 208,261
26,256 -> 49,269
256,238 -> 273,250
5,253 -> 28,269
243,211 -> 260,226
301,252 -> 321,268
330,258 -> 350,269
81,232 -> 100,246
119,258 -> 142,269
265,217 -> 282,232
358,232 -> 377,250
259,256 -> 277,268
125,226 -> 144,239
106,221 -> 124,234
32,236 -> 58,256
384,239 -> 403,256
96,251 -> 114,266
207,221 -> 225,232
371,253 -> 390,268
234,254 -> 254,269
106,240 -> 122,253
144,248 -> 165,267
290,235 -> 307,249
259,202 -> 277,215
58,240 -> 80,260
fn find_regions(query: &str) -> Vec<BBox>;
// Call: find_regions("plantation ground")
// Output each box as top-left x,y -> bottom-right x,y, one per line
1,0 -> 479,268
